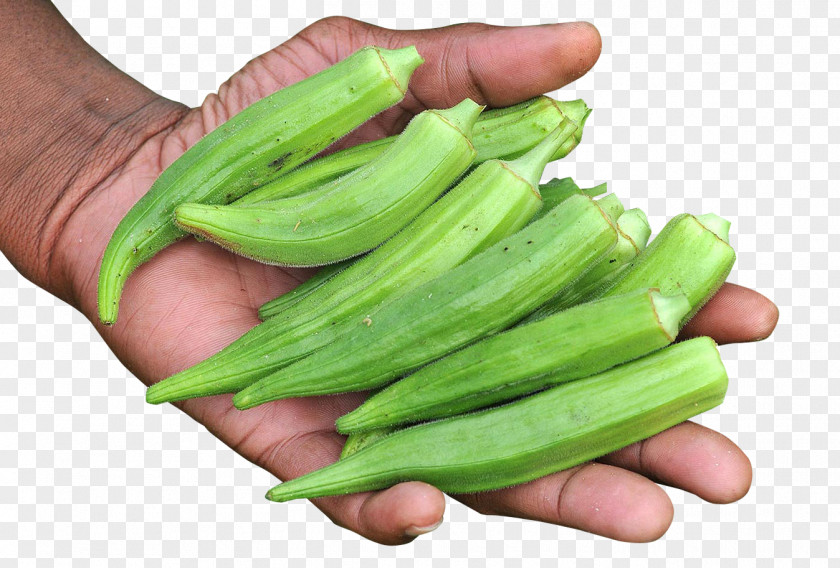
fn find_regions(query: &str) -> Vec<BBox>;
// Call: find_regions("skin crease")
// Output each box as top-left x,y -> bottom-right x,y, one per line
0,4 -> 780,546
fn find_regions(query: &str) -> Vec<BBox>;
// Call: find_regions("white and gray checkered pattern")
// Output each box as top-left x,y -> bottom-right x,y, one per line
2,0 -> 836,565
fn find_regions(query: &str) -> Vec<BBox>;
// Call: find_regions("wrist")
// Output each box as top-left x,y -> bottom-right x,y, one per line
0,1 -> 187,302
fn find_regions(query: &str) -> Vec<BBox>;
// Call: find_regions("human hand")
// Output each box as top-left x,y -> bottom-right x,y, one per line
0,7 -> 778,545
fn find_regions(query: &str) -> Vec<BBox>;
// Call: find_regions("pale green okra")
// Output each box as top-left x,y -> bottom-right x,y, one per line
523,207 -> 651,323
268,337 -> 729,502
232,193 -> 618,409
173,99 -> 483,267
145,121 -> 579,404
97,45 -> 423,324
233,96 -> 591,205
336,288 -> 689,433
600,213 -> 736,326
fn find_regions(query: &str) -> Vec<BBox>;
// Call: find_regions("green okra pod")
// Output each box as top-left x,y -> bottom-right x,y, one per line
523,208 -> 651,322
173,99 -> 483,267
97,45 -> 423,324
336,288 -> 690,433
232,193 -> 618,409
259,173 -> 599,321
600,212 -> 736,325
267,337 -> 728,502
145,121 -> 577,404
233,96 -> 591,205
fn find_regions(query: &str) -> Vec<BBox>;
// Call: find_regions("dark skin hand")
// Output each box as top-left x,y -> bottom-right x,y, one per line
0,3 -> 778,545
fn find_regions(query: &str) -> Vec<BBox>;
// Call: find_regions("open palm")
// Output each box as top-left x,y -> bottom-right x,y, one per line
48,17 -> 777,544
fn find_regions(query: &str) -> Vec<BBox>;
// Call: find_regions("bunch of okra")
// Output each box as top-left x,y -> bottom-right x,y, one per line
97,46 -> 737,502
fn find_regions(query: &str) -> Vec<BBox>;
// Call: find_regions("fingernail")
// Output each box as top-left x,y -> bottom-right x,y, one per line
404,518 -> 443,537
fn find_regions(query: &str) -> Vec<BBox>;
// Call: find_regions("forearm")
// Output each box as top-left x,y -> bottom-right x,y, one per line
0,0 -> 185,297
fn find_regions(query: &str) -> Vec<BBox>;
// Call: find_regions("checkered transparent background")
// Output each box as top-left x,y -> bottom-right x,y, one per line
1,0 -> 837,565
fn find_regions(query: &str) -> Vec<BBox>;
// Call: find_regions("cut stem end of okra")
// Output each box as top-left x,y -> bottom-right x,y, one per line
695,213 -> 732,244
650,290 -> 692,341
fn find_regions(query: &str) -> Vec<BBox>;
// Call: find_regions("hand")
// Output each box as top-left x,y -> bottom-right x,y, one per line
0,8 -> 778,545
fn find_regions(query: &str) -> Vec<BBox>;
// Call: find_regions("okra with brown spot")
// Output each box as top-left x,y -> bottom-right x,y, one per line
233,96 -> 591,205
232,193 -> 618,409
523,207 -> 651,323
173,98 -> 483,267
97,45 -> 423,324
145,121 -> 578,404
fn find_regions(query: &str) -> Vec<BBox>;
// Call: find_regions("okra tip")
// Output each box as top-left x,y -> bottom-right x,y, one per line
375,45 -> 424,94
173,203 -> 221,234
231,388 -> 263,410
695,213 -> 731,244
650,289 -> 691,341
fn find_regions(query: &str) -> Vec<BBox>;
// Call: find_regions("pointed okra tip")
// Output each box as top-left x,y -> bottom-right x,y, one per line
650,289 -> 692,341
432,98 -> 485,139
695,213 -> 732,244
231,387 -> 263,410
173,202 -> 222,232
376,45 -> 425,94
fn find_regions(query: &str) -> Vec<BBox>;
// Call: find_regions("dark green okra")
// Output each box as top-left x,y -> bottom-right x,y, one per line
336,288 -> 690,433
267,337 -> 728,501
97,45 -> 423,324
232,193 -> 618,409
173,99 -> 483,267
233,96 -> 591,205
145,122 -> 577,404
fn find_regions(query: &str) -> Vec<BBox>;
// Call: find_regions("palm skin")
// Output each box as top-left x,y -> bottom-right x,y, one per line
43,17 -> 778,544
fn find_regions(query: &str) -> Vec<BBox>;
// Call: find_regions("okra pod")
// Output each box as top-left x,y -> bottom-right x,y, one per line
145,122 -> 576,404
523,208 -> 651,322
97,45 -> 423,324
257,172 -> 591,321
232,193 -> 618,409
267,337 -> 728,501
600,213 -> 736,325
173,99 -> 483,267
233,96 -> 591,205
336,288 -> 689,433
